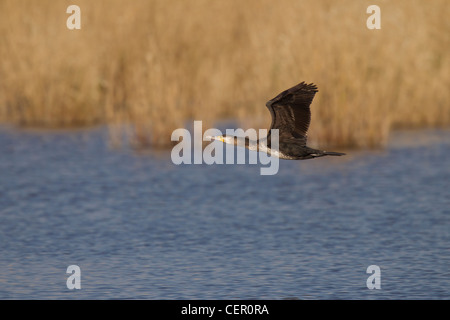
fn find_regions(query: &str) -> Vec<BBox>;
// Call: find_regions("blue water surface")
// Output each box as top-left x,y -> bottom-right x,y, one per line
0,126 -> 448,299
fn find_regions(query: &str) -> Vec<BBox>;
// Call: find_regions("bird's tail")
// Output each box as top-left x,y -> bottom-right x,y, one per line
323,151 -> 346,156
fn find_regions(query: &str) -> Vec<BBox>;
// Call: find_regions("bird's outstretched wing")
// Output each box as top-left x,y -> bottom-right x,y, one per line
265,82 -> 318,146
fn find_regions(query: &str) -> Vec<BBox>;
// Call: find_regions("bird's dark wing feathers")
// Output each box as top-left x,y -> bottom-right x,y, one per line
265,82 -> 318,146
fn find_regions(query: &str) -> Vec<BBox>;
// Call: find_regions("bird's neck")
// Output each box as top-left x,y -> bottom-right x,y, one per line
231,136 -> 262,152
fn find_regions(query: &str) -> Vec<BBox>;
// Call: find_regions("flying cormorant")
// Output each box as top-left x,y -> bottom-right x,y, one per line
208,82 -> 345,160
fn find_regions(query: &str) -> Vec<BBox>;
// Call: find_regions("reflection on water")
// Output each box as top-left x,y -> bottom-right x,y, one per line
0,126 -> 448,299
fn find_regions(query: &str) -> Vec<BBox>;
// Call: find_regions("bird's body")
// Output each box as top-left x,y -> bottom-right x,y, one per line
209,82 -> 345,160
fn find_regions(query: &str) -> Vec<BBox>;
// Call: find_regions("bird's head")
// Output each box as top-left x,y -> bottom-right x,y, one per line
206,134 -> 235,145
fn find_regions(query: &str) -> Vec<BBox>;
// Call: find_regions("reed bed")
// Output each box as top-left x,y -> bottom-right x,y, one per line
0,0 -> 448,148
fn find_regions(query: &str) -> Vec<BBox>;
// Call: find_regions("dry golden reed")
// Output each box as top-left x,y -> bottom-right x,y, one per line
0,0 -> 448,148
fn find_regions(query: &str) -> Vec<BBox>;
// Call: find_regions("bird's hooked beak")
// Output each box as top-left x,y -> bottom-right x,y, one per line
206,135 -> 225,143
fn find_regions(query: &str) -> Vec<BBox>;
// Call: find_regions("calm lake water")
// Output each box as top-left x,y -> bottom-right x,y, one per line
0,126 -> 448,299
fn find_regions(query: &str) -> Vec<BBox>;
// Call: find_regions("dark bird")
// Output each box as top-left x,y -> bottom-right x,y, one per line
208,82 -> 345,160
